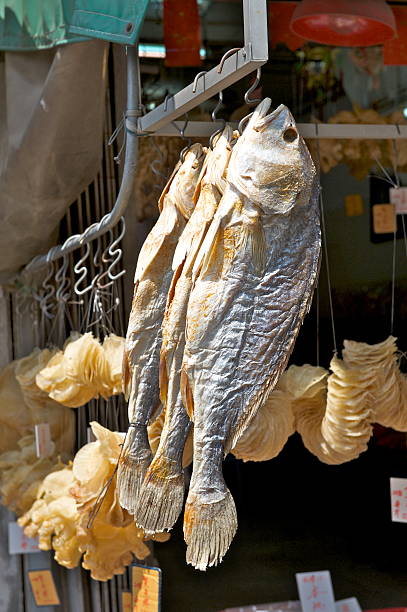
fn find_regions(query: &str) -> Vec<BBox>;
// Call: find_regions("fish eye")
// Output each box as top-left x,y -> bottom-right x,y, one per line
283,127 -> 298,143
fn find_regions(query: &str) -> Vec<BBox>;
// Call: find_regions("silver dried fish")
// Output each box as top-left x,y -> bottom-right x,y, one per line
118,144 -> 205,514
135,127 -> 234,534
181,100 -> 320,570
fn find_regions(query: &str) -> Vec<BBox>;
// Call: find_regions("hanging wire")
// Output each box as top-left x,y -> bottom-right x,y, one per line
316,133 -> 337,356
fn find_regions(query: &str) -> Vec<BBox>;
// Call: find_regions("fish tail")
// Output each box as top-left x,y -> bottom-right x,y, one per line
117,427 -> 153,515
134,455 -> 185,534
184,489 -> 237,571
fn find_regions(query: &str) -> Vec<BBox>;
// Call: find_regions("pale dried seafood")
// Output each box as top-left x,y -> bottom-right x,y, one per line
19,422 -> 170,582
118,144 -> 205,514
36,332 -> 125,407
182,101 -> 320,570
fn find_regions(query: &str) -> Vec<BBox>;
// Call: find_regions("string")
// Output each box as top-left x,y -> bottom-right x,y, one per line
389,140 -> 400,336
316,136 -> 337,355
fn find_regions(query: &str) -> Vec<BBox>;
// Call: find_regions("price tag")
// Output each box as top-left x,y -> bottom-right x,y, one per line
132,565 -> 161,612
34,424 -> 53,458
336,598 -> 362,612
390,187 -> 407,214
296,570 -> 336,612
372,204 -> 396,234
28,570 -> 60,606
345,194 -> 364,217
8,522 -> 40,555
122,591 -> 132,612
390,477 -> 407,522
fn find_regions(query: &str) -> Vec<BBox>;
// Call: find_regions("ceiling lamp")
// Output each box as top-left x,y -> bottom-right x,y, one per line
290,0 -> 396,47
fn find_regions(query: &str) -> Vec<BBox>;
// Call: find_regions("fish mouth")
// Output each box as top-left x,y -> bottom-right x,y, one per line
253,103 -> 296,133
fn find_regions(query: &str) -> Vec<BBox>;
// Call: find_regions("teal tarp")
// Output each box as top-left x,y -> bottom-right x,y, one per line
0,0 -> 149,50
0,0 -> 88,50
69,0 -> 150,45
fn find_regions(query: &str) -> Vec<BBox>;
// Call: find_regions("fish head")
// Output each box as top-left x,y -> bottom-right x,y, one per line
169,143 -> 206,219
228,99 -> 316,215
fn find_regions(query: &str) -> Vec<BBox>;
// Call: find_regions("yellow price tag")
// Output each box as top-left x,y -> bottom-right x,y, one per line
372,203 -> 396,234
122,591 -> 132,612
132,565 -> 161,612
28,570 -> 60,606
345,194 -> 364,217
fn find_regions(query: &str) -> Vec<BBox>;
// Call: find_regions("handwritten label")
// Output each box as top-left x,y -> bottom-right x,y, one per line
8,522 -> 40,555
336,598 -> 362,612
296,570 -> 336,612
390,187 -> 407,214
345,194 -> 364,217
122,591 -> 132,612
35,424 -> 53,458
372,204 -> 396,234
28,570 -> 60,606
132,565 -> 161,612
390,477 -> 407,522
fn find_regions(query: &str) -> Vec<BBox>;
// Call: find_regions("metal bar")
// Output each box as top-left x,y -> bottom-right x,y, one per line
154,120 -> 407,140
23,45 -> 142,275
138,0 -> 268,134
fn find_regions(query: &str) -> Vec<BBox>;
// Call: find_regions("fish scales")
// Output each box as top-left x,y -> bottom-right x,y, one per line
182,100 -> 320,570
134,128 -> 234,535
117,143 -> 205,515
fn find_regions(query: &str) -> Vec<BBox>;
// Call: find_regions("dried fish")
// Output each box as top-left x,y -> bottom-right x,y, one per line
118,144 -> 205,514
181,100 -> 320,570
135,127 -> 234,535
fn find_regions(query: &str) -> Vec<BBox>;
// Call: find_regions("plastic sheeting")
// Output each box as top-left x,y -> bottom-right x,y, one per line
0,40 -> 108,283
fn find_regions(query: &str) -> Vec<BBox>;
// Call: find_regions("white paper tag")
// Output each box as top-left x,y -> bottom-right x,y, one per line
8,522 -> 40,554
336,598 -> 362,612
296,570 -> 336,612
390,187 -> 407,214
34,423 -> 53,458
390,477 -> 407,522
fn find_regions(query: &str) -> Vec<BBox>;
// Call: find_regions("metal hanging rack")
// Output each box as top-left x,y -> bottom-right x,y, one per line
21,0 -> 407,277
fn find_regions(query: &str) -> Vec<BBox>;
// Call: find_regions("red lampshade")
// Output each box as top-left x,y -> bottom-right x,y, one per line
290,0 -> 396,47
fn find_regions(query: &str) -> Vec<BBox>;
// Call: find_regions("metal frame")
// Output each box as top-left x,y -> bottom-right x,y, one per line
154,121 -> 407,140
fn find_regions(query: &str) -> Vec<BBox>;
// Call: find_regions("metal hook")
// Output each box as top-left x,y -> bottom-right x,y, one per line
55,255 -> 71,303
217,48 -> 242,74
238,111 -> 254,135
39,262 -> 56,320
172,114 -> 192,163
74,242 -> 92,296
164,94 -> 172,112
244,67 -> 262,106
97,218 -> 126,289
192,71 -> 207,93
209,90 -> 226,150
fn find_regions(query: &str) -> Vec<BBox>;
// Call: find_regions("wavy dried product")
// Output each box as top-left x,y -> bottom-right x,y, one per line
135,127 -> 234,535
118,144 -> 206,514
342,336 -> 407,431
181,100 -> 320,570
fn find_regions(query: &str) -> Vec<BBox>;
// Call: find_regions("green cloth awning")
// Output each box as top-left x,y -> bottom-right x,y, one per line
0,0 -> 149,50
69,0 -> 150,45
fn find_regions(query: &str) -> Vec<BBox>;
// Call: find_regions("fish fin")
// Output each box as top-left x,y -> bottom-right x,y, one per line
192,216 -> 222,279
117,427 -> 153,515
184,489 -> 237,571
134,456 -> 185,534
240,216 -> 266,276
226,373 -> 280,454
134,196 -> 179,283
180,368 -> 195,420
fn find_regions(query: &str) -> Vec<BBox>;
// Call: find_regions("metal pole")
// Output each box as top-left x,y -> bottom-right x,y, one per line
23,45 -> 142,275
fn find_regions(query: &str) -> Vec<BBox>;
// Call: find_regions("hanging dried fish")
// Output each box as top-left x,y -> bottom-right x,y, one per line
118,144 -> 206,514
181,100 -> 320,570
135,127 -> 235,535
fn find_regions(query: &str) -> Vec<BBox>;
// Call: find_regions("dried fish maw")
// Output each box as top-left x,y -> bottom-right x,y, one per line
18,467 -> 81,569
232,389 -> 295,462
136,128 -> 234,536
183,100 -> 320,570
0,361 -> 33,449
118,144 -> 205,515
102,334 -> 125,396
